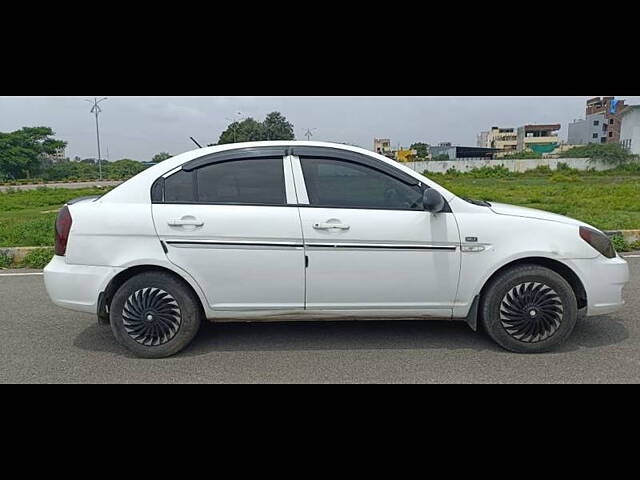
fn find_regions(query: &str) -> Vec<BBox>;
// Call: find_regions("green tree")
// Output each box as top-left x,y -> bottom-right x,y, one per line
152,152 -> 173,163
0,127 -> 67,179
217,112 -> 294,144
262,112 -> 294,141
410,142 -> 430,159
218,117 -> 264,144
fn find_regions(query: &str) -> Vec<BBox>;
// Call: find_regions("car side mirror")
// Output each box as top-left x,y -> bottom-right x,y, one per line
423,188 -> 445,213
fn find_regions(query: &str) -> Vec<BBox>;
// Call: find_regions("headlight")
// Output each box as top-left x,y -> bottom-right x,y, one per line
579,226 -> 616,258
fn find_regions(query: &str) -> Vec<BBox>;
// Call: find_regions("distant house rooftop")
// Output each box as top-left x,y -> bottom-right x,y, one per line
522,124 -> 561,131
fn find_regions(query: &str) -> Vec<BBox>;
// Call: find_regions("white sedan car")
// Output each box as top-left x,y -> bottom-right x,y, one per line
44,141 -> 629,357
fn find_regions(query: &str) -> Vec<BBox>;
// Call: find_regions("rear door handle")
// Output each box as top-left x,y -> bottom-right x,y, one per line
168,217 -> 204,227
313,222 -> 350,230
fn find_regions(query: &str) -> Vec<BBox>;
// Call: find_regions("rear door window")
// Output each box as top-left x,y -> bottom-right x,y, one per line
196,158 -> 285,205
160,157 -> 286,205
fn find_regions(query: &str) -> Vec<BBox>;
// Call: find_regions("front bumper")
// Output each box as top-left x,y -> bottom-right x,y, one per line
567,254 -> 629,316
43,256 -> 122,314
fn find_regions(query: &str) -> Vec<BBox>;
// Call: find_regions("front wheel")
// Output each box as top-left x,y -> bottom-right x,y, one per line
110,271 -> 202,358
480,265 -> 577,353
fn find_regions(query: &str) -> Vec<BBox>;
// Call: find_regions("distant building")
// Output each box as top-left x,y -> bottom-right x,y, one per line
40,146 -> 66,164
394,148 -> 417,163
568,116 -> 605,145
568,96 -> 627,145
516,124 -> 561,153
477,131 -> 489,148
429,145 -> 498,160
620,105 -> 640,155
373,138 -> 392,156
486,127 -> 518,157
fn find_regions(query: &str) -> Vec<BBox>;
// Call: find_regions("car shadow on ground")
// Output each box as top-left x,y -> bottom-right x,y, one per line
73,315 -> 629,359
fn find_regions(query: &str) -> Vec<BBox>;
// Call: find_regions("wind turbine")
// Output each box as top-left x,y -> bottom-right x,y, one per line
303,128 -> 317,141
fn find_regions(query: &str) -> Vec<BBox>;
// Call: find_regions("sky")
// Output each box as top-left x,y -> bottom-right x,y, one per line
1,96 -> 639,162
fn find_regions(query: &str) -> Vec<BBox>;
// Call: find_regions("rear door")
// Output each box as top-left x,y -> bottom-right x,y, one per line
151,149 -> 305,311
292,150 -> 461,316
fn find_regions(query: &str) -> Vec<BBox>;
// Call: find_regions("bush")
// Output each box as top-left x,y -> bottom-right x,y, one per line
609,162 -> 640,175
20,248 -> 54,269
501,150 -> 543,160
611,235 -> 630,252
37,158 -> 149,183
0,251 -> 11,268
467,165 -> 511,178
525,165 -> 553,176
550,173 -> 581,183
560,143 -> 638,165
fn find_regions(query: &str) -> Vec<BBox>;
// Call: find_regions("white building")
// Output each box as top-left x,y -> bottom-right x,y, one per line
620,105 -> 640,155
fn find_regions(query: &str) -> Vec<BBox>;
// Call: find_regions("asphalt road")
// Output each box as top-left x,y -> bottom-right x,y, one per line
1,257 -> 639,383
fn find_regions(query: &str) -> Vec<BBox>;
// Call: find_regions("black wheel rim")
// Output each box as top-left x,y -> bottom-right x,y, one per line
499,282 -> 563,343
122,288 -> 182,346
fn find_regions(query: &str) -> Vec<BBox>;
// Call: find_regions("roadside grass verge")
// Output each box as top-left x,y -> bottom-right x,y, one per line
19,247 -> 55,269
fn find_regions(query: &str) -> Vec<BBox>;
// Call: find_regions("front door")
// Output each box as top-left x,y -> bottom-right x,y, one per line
293,154 -> 461,316
152,155 -> 305,311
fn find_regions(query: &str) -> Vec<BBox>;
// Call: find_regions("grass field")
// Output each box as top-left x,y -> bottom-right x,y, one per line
431,174 -> 640,231
0,187 -> 109,248
0,175 -> 639,251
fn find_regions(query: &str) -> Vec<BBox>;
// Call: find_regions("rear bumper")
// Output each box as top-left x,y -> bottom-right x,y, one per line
43,256 -> 122,314
567,255 -> 629,316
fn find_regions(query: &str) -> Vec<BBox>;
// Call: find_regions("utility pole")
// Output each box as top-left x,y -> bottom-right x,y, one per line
225,111 -> 245,143
86,97 -> 108,180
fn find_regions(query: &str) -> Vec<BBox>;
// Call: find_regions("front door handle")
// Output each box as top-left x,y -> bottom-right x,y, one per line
168,217 -> 204,227
313,222 -> 350,230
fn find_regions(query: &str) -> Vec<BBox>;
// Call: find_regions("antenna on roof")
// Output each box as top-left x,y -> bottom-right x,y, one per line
190,137 -> 203,148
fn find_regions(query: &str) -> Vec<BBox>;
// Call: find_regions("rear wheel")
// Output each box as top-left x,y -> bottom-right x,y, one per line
110,271 -> 202,358
480,264 -> 577,353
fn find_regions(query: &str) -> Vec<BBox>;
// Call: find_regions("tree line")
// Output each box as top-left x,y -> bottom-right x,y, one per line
0,112 -> 296,182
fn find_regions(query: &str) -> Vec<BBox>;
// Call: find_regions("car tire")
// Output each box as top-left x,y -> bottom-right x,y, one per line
109,271 -> 203,358
480,264 -> 577,353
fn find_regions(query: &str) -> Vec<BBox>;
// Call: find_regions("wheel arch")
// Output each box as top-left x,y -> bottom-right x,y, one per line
99,264 -> 207,320
479,256 -> 588,311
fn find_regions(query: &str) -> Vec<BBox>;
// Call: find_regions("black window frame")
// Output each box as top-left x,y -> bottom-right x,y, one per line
150,145 -> 451,212
151,150 -> 289,207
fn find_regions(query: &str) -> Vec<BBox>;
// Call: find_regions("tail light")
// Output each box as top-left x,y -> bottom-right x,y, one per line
54,206 -> 73,256
579,226 -> 616,258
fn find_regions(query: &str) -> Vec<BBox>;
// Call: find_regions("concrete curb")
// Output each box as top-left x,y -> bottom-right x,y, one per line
605,230 -> 640,243
0,247 -> 52,265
